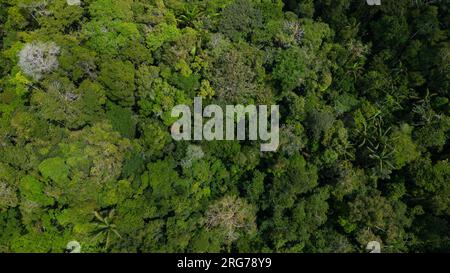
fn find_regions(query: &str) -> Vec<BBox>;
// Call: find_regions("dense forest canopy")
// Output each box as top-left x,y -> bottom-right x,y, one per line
0,0 -> 448,253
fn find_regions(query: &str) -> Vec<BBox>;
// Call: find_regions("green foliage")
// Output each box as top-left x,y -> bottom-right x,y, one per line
89,0 -> 133,21
84,21 -> 140,57
99,60 -> 135,106
19,176 -> 54,207
106,103 -> 136,138
38,157 -> 69,185
0,0 -> 448,253
146,23 -> 181,51
219,0 -> 263,42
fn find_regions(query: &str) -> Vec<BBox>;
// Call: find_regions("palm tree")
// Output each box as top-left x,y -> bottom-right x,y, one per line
92,209 -> 122,249
177,6 -> 205,28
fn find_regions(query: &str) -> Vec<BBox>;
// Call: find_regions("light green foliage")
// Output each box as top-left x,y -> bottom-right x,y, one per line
391,124 -> 419,168
273,47 -> 310,93
38,157 -> 69,184
19,176 -> 54,207
137,119 -> 171,159
99,60 -> 135,106
89,0 -> 133,21
181,145 -> 204,169
84,21 -> 140,57
37,1 -> 84,31
137,75 -> 189,125
146,23 -> 181,51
